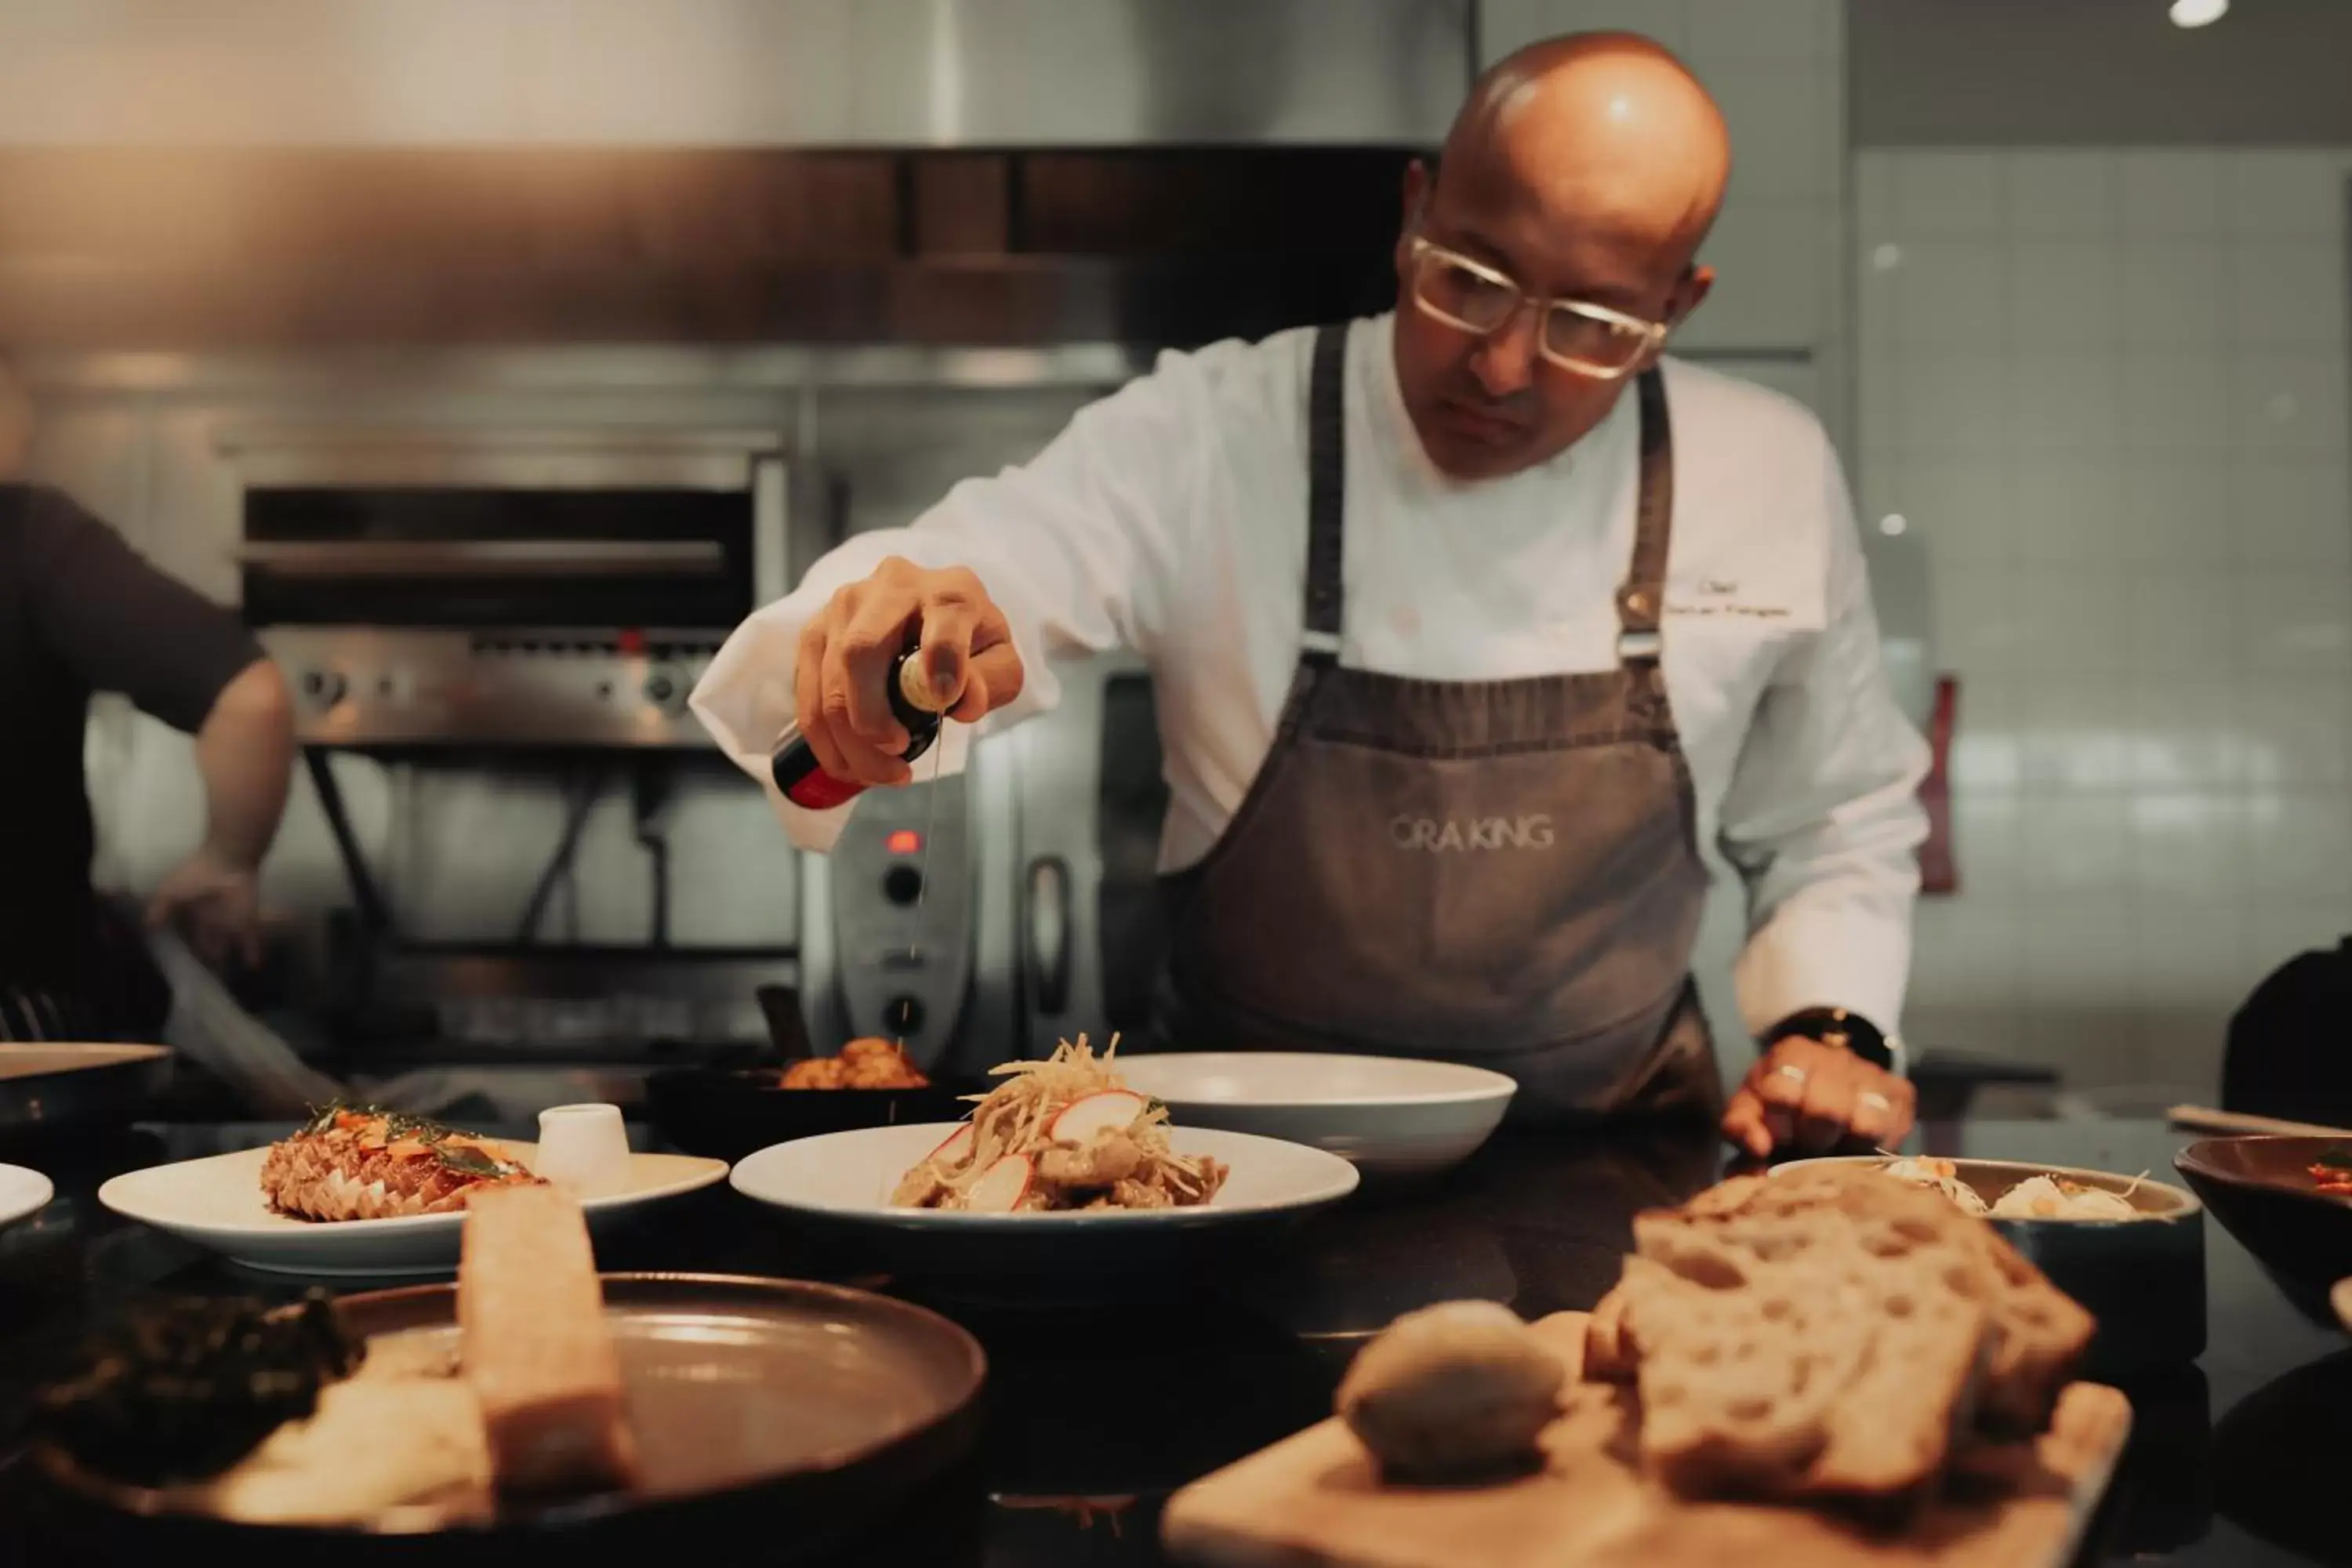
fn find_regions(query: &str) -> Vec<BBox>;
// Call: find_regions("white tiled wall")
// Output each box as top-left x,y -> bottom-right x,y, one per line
1859,148 -> 2352,1098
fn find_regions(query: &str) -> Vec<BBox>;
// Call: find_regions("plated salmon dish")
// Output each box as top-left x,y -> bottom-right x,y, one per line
260,1106 -> 542,1223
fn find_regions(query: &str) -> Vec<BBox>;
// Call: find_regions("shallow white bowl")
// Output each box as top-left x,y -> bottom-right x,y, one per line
731,1123 -> 1359,1282
1110,1052 -> 1517,1176
0,1162 -> 53,1230
99,1143 -> 728,1277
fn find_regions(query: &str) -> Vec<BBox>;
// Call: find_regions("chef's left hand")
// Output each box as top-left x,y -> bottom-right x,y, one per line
147,845 -> 267,971
1720,1036 -> 1915,1159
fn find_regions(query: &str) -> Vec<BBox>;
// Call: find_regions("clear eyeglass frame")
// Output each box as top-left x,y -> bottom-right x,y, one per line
1406,235 -> 1671,380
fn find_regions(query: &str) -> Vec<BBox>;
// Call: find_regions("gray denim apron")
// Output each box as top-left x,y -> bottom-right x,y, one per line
1156,321 -> 1719,1123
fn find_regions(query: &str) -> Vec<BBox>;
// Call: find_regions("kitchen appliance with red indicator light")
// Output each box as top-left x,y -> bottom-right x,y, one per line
808,765 -> 974,1071
782,647 -> 971,1069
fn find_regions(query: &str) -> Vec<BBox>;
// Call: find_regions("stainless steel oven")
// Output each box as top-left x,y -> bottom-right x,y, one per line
223,426 -> 789,748
212,422 -> 839,1080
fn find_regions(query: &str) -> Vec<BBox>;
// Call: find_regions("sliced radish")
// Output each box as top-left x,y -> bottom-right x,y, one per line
924,1123 -> 975,1167
964,1154 -> 1033,1214
1049,1089 -> 1147,1145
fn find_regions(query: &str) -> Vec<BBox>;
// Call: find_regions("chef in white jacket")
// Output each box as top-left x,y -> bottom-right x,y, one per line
694,33 -> 1929,1156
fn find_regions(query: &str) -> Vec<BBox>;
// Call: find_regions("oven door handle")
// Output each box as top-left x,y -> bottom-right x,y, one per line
1025,855 -> 1072,1018
235,539 -> 723,578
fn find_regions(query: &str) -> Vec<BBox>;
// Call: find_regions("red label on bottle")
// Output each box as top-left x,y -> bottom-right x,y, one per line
784,768 -> 867,810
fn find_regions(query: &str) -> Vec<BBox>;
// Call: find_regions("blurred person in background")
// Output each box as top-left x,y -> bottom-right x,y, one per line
0,358 -> 296,1041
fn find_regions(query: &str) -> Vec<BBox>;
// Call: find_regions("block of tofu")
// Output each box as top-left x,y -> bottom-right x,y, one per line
458,1183 -> 638,1494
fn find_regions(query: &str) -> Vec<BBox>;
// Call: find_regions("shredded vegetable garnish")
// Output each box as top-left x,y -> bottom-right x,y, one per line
890,1035 -> 1229,1213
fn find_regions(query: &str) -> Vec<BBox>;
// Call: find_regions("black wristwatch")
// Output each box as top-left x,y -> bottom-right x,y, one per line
1763,1007 -> 1900,1073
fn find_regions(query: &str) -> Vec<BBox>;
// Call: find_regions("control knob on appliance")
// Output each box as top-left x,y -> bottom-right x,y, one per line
641,665 -> 688,714
882,865 -> 924,906
884,996 -> 925,1037
299,668 -> 348,708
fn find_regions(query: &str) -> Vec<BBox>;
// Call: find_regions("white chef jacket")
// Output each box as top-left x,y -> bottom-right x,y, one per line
693,314 -> 1930,1039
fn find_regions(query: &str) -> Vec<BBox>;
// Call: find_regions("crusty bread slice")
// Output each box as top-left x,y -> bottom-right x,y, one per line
1623,1167 -> 1994,1500
1962,1225 -> 2097,1435
1583,1268 -> 1642,1385
1582,1164 -> 2096,1502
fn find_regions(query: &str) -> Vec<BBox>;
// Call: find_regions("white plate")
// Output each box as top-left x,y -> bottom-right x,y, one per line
731,1123 -> 1359,1280
0,1163 -> 53,1230
1111,1053 -> 1517,1176
98,1143 -> 728,1277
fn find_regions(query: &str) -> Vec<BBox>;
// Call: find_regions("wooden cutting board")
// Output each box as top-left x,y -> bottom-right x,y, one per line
1163,1312 -> 2131,1568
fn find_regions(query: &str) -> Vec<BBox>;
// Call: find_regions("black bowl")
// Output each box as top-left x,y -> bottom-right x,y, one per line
2175,1135 -> 2352,1327
1779,1155 -> 2207,1373
644,1068 -> 989,1164
0,1044 -> 171,1160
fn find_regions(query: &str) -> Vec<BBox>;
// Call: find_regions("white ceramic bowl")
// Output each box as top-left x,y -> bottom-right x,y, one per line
1111,1053 -> 1517,1176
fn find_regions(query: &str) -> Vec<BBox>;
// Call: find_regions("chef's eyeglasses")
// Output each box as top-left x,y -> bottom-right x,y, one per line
1406,237 -> 1670,379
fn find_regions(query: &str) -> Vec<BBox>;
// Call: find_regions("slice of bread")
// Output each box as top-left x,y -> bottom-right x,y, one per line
1583,1268 -> 1642,1385
1959,1225 -> 2097,1435
1584,1165 -> 2098,1500
1622,1166 -> 1995,1499
459,1184 -> 637,1495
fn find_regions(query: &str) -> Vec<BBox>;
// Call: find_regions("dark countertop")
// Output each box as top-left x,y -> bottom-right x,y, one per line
1,1118 -> 2343,1566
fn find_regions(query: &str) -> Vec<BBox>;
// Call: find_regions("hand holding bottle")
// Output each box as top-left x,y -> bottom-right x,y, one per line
771,557 -> 1025,806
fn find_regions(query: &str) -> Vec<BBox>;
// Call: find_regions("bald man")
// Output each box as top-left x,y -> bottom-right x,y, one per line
695,34 -> 1929,1156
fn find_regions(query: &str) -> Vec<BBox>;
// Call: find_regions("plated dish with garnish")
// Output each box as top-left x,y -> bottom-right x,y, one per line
730,1037 -> 1359,1284
891,1036 -> 1232,1213
98,1109 -> 726,1277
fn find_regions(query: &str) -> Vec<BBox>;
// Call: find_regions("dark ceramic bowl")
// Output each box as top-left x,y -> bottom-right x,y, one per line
644,1066 -> 989,1163
2175,1135 -> 2352,1327
1777,1155 -> 2207,1374
0,1044 -> 171,1158
33,1273 -> 986,1557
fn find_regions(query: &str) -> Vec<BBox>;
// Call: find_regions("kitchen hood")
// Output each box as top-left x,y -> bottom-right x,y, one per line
0,0 -> 1470,150
0,1 -> 1471,351
0,147 -> 1432,351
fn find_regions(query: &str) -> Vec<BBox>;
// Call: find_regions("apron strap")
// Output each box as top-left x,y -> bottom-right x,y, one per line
1300,322 -> 1350,667
1300,334 -> 1671,671
1614,366 -> 1674,666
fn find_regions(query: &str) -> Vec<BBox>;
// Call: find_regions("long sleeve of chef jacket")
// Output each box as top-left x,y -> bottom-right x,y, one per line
691,354 -> 1204,837
692,322 -> 1931,1040
1711,454 -> 1929,1039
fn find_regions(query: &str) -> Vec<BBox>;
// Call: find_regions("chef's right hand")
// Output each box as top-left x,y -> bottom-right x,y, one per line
794,556 -> 1025,787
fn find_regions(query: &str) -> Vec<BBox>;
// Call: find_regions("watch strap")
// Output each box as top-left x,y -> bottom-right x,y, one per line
1764,1007 -> 1900,1074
